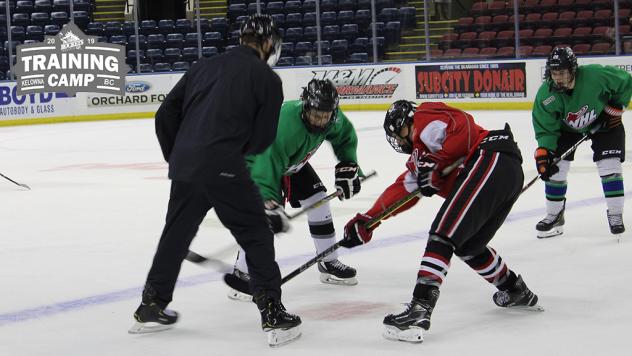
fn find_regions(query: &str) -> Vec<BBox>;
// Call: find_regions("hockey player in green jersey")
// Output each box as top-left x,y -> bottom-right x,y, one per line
532,47 -> 632,238
228,79 -> 363,301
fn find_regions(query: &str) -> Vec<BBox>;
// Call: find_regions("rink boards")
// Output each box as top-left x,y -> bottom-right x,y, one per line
0,55 -> 630,126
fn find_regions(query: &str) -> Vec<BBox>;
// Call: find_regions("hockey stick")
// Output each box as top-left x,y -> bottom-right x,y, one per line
186,170 -> 378,265
184,244 -> 238,271
0,172 -> 31,190
286,170 -> 377,219
223,190 -> 423,295
223,159 -> 465,295
520,134 -> 590,194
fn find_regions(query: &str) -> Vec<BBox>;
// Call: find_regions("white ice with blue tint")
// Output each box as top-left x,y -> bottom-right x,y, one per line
1,111 -> 631,356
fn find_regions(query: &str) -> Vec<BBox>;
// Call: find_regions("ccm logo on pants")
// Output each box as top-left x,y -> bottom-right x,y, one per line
602,150 -> 622,155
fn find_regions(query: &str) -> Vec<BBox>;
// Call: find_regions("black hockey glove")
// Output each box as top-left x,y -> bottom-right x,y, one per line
599,104 -> 624,129
417,154 -> 443,197
264,201 -> 290,234
335,161 -> 361,200
534,147 -> 559,181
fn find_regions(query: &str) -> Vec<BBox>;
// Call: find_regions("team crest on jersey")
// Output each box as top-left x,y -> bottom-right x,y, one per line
564,105 -> 597,129
285,143 -> 322,174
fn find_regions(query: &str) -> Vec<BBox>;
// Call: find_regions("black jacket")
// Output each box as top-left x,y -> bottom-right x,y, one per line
155,45 -> 284,182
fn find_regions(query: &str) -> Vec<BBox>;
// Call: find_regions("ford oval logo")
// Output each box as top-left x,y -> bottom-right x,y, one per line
126,81 -> 151,93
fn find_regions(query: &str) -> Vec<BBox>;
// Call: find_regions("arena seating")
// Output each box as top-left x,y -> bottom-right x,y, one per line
1,0 -> 631,75
437,0 -> 631,59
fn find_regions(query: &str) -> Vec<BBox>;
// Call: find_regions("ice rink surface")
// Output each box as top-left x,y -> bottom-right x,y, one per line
1,110 -> 631,356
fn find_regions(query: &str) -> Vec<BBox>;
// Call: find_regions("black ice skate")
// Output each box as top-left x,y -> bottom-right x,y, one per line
607,210 -> 625,235
382,288 -> 439,343
255,296 -> 302,347
129,284 -> 179,334
128,302 -> 179,334
536,200 -> 565,238
493,275 -> 543,311
317,259 -> 358,286
227,268 -> 253,302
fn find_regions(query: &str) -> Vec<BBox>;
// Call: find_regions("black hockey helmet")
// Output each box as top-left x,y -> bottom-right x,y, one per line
384,100 -> 416,154
239,14 -> 282,66
545,46 -> 578,92
300,79 -> 340,133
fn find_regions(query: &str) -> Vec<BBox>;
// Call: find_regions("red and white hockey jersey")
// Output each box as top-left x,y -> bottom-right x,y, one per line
366,102 -> 489,219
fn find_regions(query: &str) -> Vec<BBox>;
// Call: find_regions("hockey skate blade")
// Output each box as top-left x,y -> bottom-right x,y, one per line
227,288 -> 253,302
319,273 -> 358,286
128,321 -> 174,334
537,226 -> 563,239
267,325 -> 302,347
223,273 -> 251,295
382,325 -> 424,343
505,304 -> 545,312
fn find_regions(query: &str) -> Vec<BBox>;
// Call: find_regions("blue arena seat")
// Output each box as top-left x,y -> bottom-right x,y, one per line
172,61 -> 190,71
158,20 -> 175,35
166,33 -> 184,49
164,48 -> 182,63
347,52 -> 368,63
276,56 -> 294,66
294,55 -> 312,65
202,46 -> 218,57
294,41 -> 313,56
153,62 -> 172,72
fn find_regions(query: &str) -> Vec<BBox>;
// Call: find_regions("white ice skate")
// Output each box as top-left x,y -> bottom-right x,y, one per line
317,259 -> 358,286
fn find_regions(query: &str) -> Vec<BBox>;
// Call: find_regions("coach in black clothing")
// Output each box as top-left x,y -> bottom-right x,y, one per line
131,14 -> 291,331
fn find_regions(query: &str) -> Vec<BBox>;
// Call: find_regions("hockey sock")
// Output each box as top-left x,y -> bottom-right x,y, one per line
597,158 -> 624,214
301,192 -> 339,262
545,180 -> 567,215
602,173 -> 624,214
460,246 -> 515,290
414,235 -> 454,298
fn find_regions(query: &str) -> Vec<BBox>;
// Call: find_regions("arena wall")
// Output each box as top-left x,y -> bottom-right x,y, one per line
0,56 -> 630,126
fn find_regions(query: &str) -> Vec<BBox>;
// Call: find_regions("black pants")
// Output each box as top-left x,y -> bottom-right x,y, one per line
430,149 -> 524,256
282,162 -> 327,208
145,178 -> 281,307
557,124 -> 626,162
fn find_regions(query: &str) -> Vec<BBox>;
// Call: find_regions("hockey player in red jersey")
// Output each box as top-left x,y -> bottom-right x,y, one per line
341,101 -> 542,343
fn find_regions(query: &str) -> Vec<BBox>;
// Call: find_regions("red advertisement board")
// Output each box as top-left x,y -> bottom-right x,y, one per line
415,62 -> 527,99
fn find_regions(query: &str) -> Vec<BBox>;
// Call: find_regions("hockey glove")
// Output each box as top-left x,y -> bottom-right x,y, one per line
335,161 -> 361,200
417,154 -> 443,197
264,200 -> 291,234
599,104 -> 624,129
341,213 -> 379,248
534,147 -> 559,181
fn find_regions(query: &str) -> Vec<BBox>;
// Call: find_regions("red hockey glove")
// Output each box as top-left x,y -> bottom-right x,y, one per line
417,154 -> 444,197
534,147 -> 559,181
341,213 -> 379,248
600,104 -> 624,129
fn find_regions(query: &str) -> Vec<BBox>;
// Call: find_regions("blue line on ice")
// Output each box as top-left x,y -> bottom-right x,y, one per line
0,192 -> 628,326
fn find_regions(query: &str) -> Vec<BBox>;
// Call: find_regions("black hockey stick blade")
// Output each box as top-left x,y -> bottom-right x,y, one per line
223,241 -> 343,296
184,245 -> 236,273
0,172 -> 31,190
224,272 -> 250,294
185,250 -> 209,263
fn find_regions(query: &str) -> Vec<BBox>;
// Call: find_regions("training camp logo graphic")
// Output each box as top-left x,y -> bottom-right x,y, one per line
14,22 -> 130,96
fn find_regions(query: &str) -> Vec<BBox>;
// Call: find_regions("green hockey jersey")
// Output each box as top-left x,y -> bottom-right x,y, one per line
246,100 -> 359,203
532,64 -> 632,150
